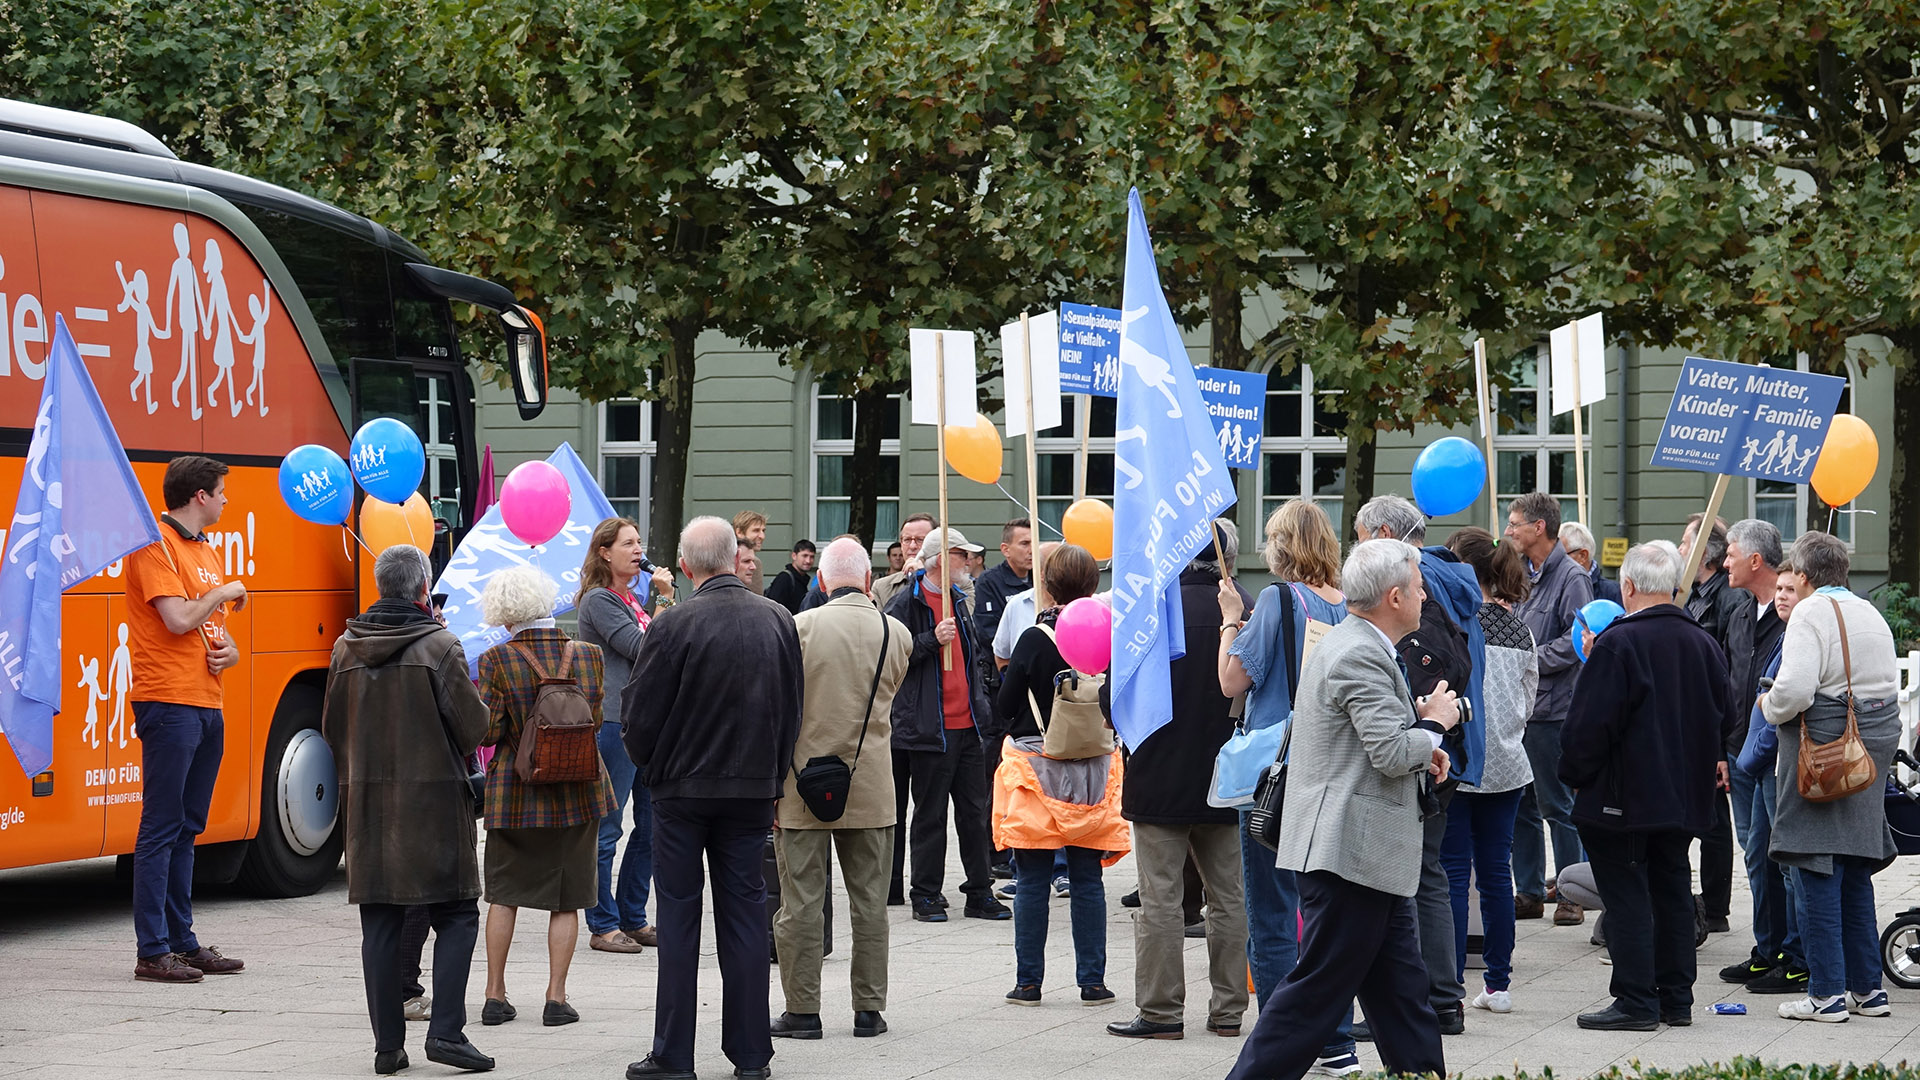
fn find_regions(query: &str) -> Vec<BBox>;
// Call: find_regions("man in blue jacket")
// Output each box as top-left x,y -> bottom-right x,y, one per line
1561,540 -> 1738,1030
1356,495 -> 1487,1036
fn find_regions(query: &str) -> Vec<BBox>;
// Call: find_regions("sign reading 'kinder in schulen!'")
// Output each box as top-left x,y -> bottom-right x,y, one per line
1651,357 -> 1846,483
1193,367 -> 1266,470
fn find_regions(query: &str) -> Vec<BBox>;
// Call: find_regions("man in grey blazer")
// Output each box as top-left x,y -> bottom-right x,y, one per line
1227,539 -> 1461,1080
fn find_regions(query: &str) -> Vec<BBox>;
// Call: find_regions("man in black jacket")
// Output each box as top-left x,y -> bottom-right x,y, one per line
1679,513 -> 1740,933
623,516 -> 804,1080
1561,540 -> 1739,1032
1107,530 -> 1251,1041
881,527 -> 1010,924
765,539 -> 816,614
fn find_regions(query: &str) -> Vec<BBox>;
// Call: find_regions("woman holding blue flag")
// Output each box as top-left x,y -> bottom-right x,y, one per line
1215,499 -> 1361,1076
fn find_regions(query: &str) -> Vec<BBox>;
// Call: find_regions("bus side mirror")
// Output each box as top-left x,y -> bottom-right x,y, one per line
499,305 -> 547,421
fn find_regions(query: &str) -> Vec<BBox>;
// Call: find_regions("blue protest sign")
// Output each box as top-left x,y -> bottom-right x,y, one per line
1651,358 -> 1846,483
1058,303 -> 1121,397
1193,368 -> 1266,470
434,442 -> 619,675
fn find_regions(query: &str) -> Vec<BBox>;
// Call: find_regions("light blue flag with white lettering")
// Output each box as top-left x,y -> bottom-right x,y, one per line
0,316 -> 161,778
1109,190 -> 1237,749
434,442 -> 619,676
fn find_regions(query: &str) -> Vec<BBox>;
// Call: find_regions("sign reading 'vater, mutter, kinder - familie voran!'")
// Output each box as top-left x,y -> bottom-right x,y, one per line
1650,357 -> 1846,483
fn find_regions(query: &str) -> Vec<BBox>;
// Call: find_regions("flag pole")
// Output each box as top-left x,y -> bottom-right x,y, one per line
935,332 -> 954,671
1475,338 -> 1498,534
1074,392 -> 1091,501
1021,313 -> 1046,610
1571,332 -> 1588,525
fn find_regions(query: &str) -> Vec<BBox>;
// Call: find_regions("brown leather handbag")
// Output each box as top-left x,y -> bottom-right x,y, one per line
511,641 -> 601,784
1794,596 -> 1876,804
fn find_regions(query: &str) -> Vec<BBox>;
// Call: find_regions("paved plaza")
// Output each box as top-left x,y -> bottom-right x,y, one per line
6,842 -> 1920,1079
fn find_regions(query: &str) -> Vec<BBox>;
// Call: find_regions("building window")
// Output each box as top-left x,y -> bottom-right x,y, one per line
1747,354 -> 1853,545
812,390 -> 902,546
600,397 -> 660,527
418,373 -> 463,526
1494,345 -> 1591,526
1258,365 -> 1347,530
1033,395 -> 1116,537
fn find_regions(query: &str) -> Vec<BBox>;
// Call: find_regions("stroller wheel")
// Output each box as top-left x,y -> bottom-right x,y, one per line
1880,913 -> 1920,989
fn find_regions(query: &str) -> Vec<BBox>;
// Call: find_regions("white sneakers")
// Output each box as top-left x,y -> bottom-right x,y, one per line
1470,989 -> 1513,1014
403,995 -> 432,1021
1309,1051 -> 1363,1077
1849,989 -> 1892,1017
1779,995 -> 1849,1022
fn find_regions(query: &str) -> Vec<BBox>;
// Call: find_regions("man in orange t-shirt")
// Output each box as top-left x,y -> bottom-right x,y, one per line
123,455 -> 249,984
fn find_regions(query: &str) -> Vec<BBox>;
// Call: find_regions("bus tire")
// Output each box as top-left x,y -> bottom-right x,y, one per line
235,678 -> 342,897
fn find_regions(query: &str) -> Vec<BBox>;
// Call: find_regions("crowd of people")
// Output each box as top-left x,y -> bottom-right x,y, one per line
117,454 -> 1911,1080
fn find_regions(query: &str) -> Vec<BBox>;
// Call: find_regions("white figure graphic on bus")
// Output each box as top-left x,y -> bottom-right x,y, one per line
162,223 -> 202,419
76,654 -> 107,750
238,278 -> 271,417
199,240 -> 242,417
107,623 -> 134,749
116,262 -> 170,415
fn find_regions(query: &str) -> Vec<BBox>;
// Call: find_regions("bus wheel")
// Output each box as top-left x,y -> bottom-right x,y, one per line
236,680 -> 342,897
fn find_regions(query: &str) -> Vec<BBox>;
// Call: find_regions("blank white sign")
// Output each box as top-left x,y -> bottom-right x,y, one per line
909,328 -> 978,426
1550,312 -> 1608,415
999,311 -> 1063,438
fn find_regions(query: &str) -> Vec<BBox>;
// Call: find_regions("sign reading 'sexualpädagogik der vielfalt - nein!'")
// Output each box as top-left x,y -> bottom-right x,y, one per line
1650,357 -> 1846,483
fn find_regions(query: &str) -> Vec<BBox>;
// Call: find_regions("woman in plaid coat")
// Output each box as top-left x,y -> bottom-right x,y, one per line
475,567 -> 616,1029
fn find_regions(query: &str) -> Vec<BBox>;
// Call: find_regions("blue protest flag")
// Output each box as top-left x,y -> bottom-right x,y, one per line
434,442 -> 620,676
0,315 -> 162,777
1109,190 -> 1238,749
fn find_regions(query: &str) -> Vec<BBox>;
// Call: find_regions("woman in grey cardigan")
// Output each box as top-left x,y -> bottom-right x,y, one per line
1760,532 -> 1902,1024
576,517 -> 675,953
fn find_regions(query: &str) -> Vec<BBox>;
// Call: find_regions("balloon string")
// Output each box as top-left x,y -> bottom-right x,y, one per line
995,481 -> 1067,538
342,525 -> 375,557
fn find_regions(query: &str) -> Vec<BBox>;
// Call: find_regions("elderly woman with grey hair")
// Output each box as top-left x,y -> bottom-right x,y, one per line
475,567 -> 615,1029
1760,531 -> 1902,1023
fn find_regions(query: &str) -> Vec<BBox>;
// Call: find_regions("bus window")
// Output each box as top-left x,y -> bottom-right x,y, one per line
352,357 -> 422,432
418,371 -> 465,528
241,206 -> 391,391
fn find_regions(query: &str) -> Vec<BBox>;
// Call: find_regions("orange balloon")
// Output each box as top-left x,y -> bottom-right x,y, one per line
943,412 -> 1003,485
1810,414 -> 1878,507
1061,498 -> 1115,560
361,492 -> 434,556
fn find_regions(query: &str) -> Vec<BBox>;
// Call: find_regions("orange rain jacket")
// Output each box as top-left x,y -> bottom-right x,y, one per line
991,736 -> 1131,864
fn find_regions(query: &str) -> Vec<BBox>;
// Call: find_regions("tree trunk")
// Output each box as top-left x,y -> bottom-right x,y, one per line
1891,352 -> 1918,587
1340,420 -> 1378,543
1208,272 -> 1248,371
845,377 -> 891,549
647,318 -> 699,568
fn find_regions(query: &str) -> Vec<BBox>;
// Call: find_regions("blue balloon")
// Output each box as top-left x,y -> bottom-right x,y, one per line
350,417 -> 426,505
278,444 -> 352,526
1572,599 -> 1627,663
1410,437 -> 1487,518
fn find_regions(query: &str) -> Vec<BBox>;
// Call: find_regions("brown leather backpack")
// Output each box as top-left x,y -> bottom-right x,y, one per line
511,641 -> 600,784
1794,596 -> 1876,804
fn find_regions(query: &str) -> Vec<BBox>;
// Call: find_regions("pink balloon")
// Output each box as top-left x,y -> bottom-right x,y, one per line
498,460 -> 570,545
1054,596 -> 1112,674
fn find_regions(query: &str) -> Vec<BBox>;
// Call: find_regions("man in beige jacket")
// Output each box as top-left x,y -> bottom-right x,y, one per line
772,537 -> 913,1040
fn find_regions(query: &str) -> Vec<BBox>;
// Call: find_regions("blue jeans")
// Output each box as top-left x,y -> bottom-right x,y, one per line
1513,721 -> 1584,898
1012,846 -> 1105,987
1442,788 -> 1524,991
131,703 -> 224,958
1793,856 -> 1881,999
1731,767 -> 1800,967
1239,815 -> 1355,1055
587,721 -> 652,935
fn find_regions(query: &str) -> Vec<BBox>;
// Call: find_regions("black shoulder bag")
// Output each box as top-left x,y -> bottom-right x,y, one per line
793,613 -> 891,822
1247,583 -> 1304,852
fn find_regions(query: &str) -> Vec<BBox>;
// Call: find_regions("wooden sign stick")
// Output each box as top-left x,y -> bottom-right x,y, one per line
1571,331 -> 1588,526
1675,473 -> 1731,609
934,332 -> 954,671
1021,313 -> 1046,610
1475,338 -> 1498,535
1074,392 -> 1091,502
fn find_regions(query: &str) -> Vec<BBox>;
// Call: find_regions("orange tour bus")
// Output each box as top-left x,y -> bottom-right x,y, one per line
0,98 -> 548,895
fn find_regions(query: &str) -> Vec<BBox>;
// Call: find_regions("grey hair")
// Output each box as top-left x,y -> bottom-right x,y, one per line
480,566 -> 559,627
816,536 -> 871,589
1342,538 -> 1422,611
1726,518 -> 1783,571
1356,494 -> 1426,544
1620,540 -> 1682,598
1558,520 -> 1597,555
679,515 -> 738,577
373,544 -> 431,601
1789,531 -> 1850,588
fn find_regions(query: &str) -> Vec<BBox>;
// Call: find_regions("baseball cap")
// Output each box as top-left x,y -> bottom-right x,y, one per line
922,526 -> 983,554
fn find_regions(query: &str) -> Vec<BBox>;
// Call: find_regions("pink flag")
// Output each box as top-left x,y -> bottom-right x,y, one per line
474,443 -> 497,521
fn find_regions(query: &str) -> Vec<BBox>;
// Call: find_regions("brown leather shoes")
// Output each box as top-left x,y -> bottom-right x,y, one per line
1515,893 -> 1544,920
628,926 -> 658,948
1554,900 -> 1586,926
178,946 -> 245,974
135,953 -> 204,983
590,930 -> 645,954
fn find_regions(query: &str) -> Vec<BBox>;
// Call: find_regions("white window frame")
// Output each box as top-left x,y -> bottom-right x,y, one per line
810,388 -> 902,553
1493,344 -> 1591,523
1746,352 -> 1854,546
1256,364 -> 1347,539
598,397 -> 657,530
1033,394 -> 1116,538
418,373 -> 461,524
